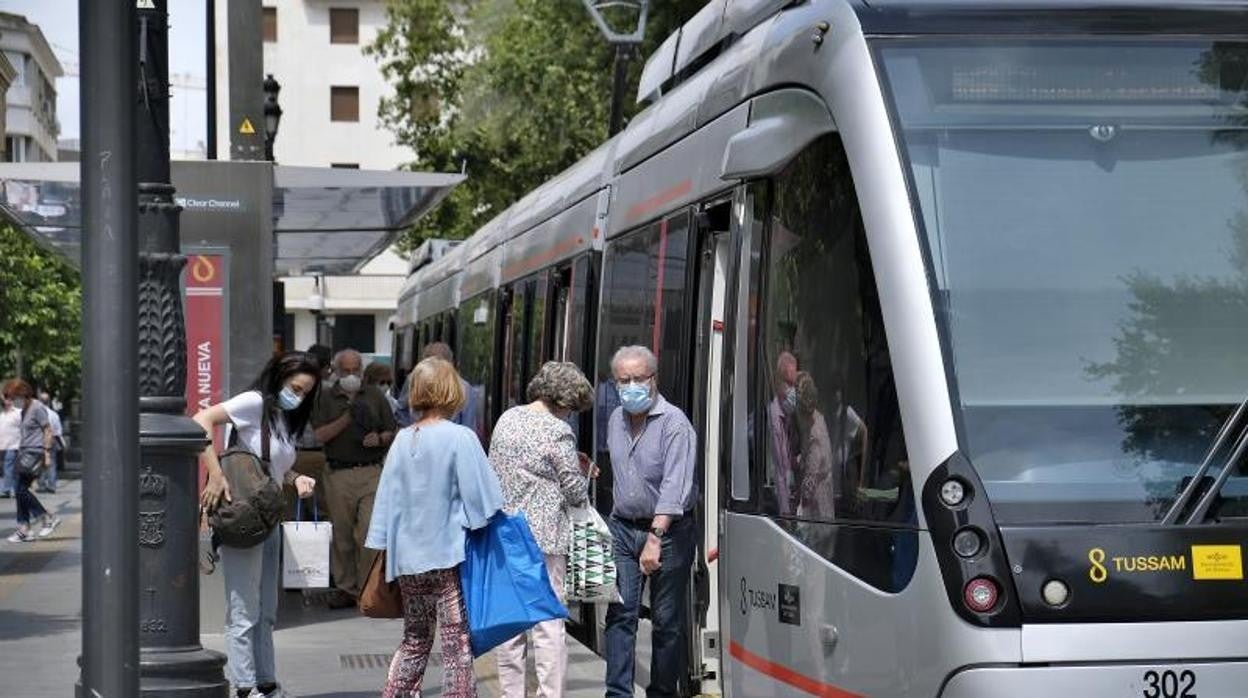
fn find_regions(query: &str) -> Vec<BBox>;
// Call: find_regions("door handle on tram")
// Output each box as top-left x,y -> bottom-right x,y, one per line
819,624 -> 839,655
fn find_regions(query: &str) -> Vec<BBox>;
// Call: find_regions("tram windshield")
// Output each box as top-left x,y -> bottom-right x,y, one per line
880,40 -> 1248,524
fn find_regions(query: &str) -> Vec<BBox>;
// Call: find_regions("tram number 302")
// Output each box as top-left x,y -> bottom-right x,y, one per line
1142,669 -> 1196,698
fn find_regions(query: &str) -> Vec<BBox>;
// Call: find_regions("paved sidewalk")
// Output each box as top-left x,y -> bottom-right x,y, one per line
0,479 -> 634,696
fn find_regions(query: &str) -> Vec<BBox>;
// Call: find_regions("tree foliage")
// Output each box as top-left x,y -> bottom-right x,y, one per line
369,0 -> 705,248
0,225 -> 82,400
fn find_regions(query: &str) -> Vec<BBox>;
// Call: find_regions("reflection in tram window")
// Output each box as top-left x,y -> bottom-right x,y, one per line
457,291 -> 496,444
753,134 -> 916,589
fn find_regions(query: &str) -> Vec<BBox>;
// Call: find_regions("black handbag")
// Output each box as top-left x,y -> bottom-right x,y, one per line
208,418 -> 284,548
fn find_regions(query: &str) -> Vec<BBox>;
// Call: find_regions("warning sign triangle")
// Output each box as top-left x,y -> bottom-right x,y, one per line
238,117 -> 256,135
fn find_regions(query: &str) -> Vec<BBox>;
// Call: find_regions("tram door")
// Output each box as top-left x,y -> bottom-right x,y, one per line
687,200 -> 732,695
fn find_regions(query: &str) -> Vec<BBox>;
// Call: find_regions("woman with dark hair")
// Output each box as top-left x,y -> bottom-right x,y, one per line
194,351 -> 321,698
2,379 -> 60,542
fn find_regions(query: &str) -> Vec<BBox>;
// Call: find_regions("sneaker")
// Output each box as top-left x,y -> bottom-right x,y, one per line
249,687 -> 293,697
7,530 -> 33,543
0,491 -> 11,499
37,515 -> 61,539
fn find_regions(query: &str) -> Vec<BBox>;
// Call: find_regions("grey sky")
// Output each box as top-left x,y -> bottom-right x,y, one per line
0,0 -> 207,155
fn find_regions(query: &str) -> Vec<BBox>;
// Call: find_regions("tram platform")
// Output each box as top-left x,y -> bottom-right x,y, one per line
0,479 -> 638,697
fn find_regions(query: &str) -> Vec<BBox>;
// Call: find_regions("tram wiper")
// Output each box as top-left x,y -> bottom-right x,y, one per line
1162,396 -> 1248,525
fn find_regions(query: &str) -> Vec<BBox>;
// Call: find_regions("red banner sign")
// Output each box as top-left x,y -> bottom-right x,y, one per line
184,254 -> 226,452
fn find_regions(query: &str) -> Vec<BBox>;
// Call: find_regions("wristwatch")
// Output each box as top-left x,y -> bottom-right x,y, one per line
649,526 -> 667,539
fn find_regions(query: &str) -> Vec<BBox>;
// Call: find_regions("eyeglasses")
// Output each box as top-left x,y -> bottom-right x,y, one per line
615,373 -> 654,389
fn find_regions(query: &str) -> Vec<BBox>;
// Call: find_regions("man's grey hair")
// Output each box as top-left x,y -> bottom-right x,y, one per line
333,348 -> 362,369
527,361 -> 593,411
610,345 -> 658,376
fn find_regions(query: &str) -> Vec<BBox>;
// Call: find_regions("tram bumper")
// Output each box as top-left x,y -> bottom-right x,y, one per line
940,661 -> 1248,698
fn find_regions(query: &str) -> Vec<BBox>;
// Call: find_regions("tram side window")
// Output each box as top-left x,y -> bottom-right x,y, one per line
593,216 -> 692,514
457,291 -> 495,445
757,134 -> 913,528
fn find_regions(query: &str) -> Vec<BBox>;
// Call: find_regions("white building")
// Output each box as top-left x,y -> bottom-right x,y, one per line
260,0 -> 412,170
0,12 -> 61,163
259,0 -> 416,361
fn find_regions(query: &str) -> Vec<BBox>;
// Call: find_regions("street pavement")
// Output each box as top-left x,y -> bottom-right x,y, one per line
0,479 -> 639,697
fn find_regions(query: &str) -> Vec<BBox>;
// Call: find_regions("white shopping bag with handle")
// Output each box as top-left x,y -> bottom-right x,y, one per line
565,505 -> 622,604
282,499 -> 331,589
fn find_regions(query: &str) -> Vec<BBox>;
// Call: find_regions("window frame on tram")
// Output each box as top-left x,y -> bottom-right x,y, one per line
725,133 -> 919,593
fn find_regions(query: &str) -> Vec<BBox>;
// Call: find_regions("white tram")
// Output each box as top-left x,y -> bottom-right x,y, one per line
394,1 -> 1248,695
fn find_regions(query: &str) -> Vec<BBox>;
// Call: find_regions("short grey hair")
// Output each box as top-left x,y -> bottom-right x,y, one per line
333,349 -> 362,369
527,361 -> 593,411
610,345 -> 658,377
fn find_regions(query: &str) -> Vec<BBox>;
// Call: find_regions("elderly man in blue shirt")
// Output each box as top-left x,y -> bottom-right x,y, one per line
603,345 -> 698,698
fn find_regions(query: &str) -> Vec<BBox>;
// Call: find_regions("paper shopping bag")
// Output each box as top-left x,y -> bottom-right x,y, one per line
281,510 -> 331,589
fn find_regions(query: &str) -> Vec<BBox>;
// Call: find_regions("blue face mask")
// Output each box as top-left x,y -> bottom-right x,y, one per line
278,386 -> 303,411
619,383 -> 654,415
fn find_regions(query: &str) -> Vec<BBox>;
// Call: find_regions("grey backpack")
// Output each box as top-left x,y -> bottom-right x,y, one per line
209,418 -> 284,548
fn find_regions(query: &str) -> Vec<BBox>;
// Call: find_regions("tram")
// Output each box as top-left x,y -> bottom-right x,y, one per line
392,1 -> 1248,695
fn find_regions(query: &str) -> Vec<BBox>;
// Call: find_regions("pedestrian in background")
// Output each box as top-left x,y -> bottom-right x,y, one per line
195,352 -> 321,698
364,361 -> 402,419
488,361 -> 596,698
0,391 -> 19,499
36,390 -> 63,494
313,348 -> 396,609
2,379 -> 61,543
602,346 -> 698,698
366,356 -> 504,698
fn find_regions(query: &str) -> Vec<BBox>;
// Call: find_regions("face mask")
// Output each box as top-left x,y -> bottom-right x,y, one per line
278,386 -> 303,411
783,386 -> 798,415
338,374 -> 362,393
619,383 -> 653,415
379,382 -> 392,393
12,398 -> 26,410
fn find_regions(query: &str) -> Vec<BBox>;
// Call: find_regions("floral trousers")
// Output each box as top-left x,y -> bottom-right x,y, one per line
383,567 -> 477,698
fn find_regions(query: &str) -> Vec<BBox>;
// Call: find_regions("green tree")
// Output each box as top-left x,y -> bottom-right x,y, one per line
370,0 -> 704,248
0,224 -> 82,401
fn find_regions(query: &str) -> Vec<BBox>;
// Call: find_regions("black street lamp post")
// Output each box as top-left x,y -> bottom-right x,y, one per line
263,74 -> 283,162
581,0 -> 649,136
133,1 -> 229,693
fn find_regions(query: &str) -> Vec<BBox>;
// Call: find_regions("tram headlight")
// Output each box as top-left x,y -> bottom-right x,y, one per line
1042,579 -> 1071,608
952,527 -> 984,559
963,577 -> 1000,614
939,478 -> 967,507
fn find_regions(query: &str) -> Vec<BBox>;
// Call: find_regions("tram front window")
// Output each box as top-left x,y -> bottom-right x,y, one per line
880,40 -> 1248,524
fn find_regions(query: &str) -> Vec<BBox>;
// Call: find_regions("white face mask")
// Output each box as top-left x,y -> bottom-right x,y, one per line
338,374 -> 362,393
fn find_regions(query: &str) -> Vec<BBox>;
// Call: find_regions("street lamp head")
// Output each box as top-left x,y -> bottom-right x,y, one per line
263,74 -> 283,136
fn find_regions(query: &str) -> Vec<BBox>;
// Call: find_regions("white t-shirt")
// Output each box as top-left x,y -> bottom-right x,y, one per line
0,406 -> 19,451
221,390 -> 297,480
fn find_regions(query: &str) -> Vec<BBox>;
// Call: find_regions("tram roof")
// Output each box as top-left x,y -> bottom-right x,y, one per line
852,0 -> 1248,34
0,161 -> 465,276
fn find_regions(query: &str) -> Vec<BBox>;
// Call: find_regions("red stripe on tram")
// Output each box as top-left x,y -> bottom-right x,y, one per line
728,641 -> 865,698
652,218 -> 669,355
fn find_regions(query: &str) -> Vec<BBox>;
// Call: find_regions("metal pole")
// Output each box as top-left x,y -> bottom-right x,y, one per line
79,0 -> 140,695
134,1 -> 227,693
608,43 -> 631,137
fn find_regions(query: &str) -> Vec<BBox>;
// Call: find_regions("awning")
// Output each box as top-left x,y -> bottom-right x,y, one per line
0,162 -> 463,275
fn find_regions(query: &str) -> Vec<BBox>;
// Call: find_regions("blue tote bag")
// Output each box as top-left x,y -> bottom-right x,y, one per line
459,511 -> 568,657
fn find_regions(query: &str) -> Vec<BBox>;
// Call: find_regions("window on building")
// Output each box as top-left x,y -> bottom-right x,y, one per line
330,86 -> 359,122
263,7 -> 277,42
329,8 -> 359,44
331,163 -> 360,169
331,314 -> 375,353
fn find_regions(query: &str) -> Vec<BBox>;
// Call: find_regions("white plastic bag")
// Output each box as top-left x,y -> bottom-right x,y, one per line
565,505 -> 622,604
281,511 -> 331,589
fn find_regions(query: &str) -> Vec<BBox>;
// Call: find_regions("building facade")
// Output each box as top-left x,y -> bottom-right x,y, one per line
257,0 -> 415,360
0,13 -> 61,163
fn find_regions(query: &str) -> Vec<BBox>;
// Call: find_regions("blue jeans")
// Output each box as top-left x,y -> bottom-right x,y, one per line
2,449 -> 15,494
14,452 -> 48,526
220,526 -> 281,689
604,514 -> 696,698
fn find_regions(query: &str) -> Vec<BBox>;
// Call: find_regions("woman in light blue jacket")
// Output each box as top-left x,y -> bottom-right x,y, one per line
366,357 -> 504,698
